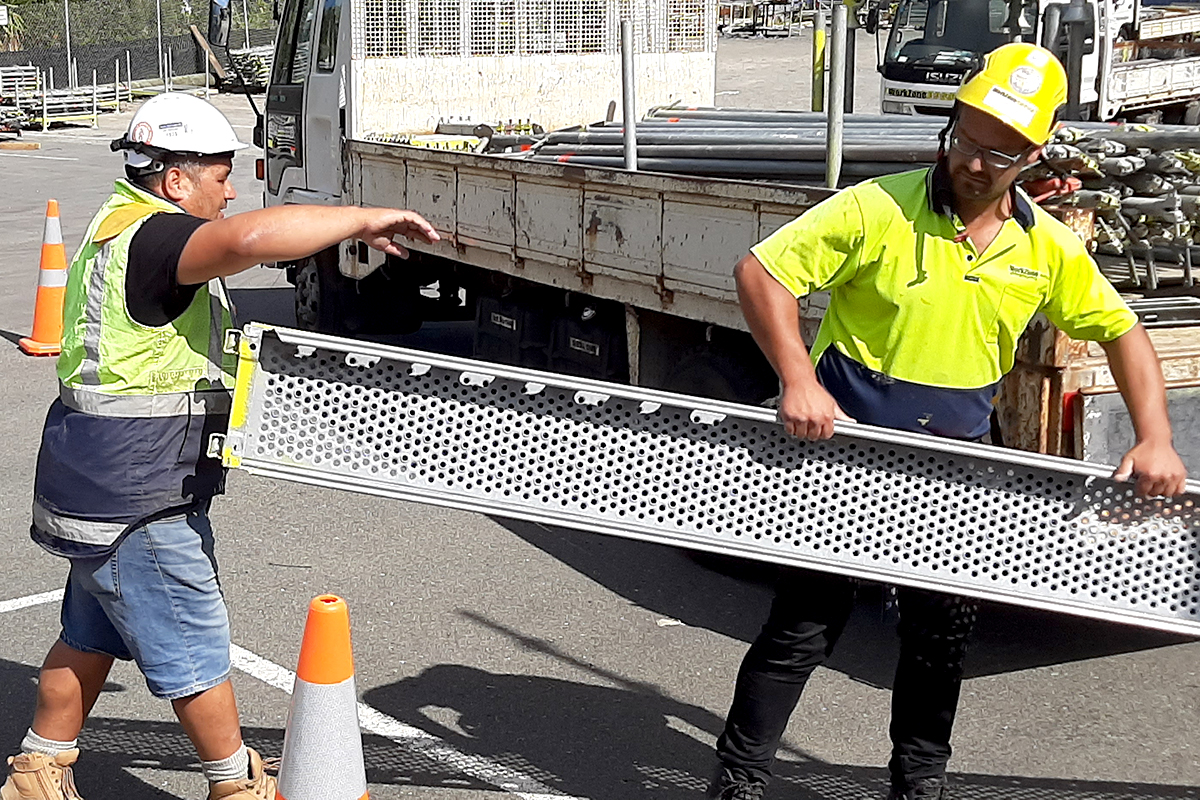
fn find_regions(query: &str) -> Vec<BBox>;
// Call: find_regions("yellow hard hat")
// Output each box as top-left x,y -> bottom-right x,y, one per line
955,43 -> 1068,145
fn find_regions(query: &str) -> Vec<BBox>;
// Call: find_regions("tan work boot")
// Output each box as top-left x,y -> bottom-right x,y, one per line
207,748 -> 276,800
0,750 -> 83,800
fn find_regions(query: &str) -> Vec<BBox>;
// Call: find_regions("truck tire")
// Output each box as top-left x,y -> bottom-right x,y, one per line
1186,101 -> 1200,127
661,348 -> 778,405
294,256 -> 350,333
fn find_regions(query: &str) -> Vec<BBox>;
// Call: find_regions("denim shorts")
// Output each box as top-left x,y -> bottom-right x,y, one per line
59,505 -> 232,700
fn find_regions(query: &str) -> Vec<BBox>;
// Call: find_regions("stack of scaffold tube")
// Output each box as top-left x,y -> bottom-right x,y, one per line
1029,122 -> 1200,290
529,106 -> 946,180
527,106 -> 1200,289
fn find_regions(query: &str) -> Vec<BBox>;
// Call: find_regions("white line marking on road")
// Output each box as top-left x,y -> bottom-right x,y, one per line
0,590 -> 584,799
0,153 -> 80,161
0,589 -> 63,613
234,646 -> 587,800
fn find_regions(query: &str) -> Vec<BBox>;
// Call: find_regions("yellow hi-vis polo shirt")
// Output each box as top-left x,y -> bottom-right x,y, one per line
753,165 -> 1136,391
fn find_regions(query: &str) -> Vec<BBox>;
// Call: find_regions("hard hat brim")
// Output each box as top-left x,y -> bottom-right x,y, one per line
123,141 -> 249,169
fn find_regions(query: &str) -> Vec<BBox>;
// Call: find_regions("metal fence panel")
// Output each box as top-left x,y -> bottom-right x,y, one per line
221,324 -> 1200,636
357,0 -> 716,60
0,0 -> 273,84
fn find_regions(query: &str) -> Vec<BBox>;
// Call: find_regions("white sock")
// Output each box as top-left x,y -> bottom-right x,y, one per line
21,729 -> 77,757
201,743 -> 249,784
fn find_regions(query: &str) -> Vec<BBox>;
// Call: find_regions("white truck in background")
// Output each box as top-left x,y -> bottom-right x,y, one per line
876,0 -> 1200,123
247,0 -> 815,404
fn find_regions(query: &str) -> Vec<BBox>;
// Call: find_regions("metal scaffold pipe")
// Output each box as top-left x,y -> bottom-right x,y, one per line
546,129 -> 940,145
593,121 -> 945,133
826,3 -> 848,189
812,9 -> 826,113
648,107 -> 946,124
620,19 -> 638,172
536,143 -> 938,162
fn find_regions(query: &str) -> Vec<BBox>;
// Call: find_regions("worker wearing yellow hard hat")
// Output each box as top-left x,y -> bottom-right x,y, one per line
955,41 -> 1070,146
707,42 -> 1186,800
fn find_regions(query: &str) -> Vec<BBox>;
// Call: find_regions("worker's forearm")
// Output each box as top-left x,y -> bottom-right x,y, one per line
735,256 -> 817,389
219,205 -> 375,274
1101,324 -> 1173,445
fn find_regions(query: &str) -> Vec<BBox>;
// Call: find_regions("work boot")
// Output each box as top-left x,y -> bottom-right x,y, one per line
206,748 -> 276,800
0,750 -> 83,800
886,775 -> 949,799
706,765 -> 765,800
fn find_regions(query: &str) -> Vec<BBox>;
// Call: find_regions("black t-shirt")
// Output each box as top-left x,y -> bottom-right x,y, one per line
125,213 -> 209,327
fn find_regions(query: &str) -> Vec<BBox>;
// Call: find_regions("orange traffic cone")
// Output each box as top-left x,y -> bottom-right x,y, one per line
20,200 -> 68,356
278,595 -> 369,800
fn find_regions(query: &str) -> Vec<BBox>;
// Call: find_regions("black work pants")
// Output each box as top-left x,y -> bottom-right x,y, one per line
715,569 -> 978,790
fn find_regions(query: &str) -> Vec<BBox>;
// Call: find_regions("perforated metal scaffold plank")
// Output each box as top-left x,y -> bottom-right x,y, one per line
220,324 -> 1200,635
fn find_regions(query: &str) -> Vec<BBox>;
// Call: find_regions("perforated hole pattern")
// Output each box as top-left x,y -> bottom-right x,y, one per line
243,334 -> 1200,630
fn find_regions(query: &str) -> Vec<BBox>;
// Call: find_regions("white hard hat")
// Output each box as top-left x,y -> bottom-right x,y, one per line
112,92 -> 249,169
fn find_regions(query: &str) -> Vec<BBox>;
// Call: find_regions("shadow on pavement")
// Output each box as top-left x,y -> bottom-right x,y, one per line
363,615 -> 1200,800
0,656 -> 504,798
4,654 -> 1195,800
496,519 -> 1196,689
228,287 -> 297,329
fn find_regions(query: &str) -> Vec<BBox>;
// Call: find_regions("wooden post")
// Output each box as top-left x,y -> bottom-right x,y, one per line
191,24 -> 229,81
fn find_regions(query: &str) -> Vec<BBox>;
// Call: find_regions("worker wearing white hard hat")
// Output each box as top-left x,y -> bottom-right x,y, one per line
3,92 -> 438,800
114,91 -> 251,170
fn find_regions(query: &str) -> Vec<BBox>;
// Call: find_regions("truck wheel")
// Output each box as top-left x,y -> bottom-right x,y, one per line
662,349 -> 777,405
294,256 -> 350,333
1186,101 -> 1200,127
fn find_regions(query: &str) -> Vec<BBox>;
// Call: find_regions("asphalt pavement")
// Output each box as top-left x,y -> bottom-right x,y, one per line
0,36 -> 1197,800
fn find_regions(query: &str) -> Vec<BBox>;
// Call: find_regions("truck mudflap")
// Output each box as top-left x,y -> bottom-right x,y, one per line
219,323 -> 1200,635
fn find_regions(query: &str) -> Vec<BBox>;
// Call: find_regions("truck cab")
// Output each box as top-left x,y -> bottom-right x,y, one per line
878,0 -> 1200,122
262,0 -> 348,210
880,0 -> 1043,114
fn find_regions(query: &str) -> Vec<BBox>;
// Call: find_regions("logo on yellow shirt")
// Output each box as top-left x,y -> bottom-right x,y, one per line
1009,265 -> 1041,280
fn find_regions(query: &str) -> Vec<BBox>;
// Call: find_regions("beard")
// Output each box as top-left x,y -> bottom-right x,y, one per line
950,165 -> 1009,205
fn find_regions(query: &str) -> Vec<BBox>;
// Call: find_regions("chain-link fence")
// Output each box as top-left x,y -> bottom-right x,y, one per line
0,0 -> 274,88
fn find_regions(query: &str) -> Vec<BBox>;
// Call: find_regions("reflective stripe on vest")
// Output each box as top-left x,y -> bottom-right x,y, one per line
32,501 -> 126,548
59,383 -> 232,418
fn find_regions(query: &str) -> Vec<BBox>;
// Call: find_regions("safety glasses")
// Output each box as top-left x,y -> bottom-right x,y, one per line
948,129 -> 1032,170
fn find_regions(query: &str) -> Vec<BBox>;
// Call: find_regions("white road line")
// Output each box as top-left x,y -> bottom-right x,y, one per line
230,644 -> 584,800
0,592 -> 584,800
0,589 -> 63,613
0,153 -> 80,161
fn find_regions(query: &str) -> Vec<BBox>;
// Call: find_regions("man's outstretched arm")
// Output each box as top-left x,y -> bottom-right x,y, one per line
177,205 -> 439,285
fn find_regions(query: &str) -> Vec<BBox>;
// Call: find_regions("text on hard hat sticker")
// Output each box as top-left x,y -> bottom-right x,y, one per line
981,85 -> 1036,127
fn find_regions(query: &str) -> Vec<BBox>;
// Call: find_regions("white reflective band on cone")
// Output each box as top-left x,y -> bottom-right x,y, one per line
278,676 -> 368,800
38,269 -> 68,288
43,214 -> 63,246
